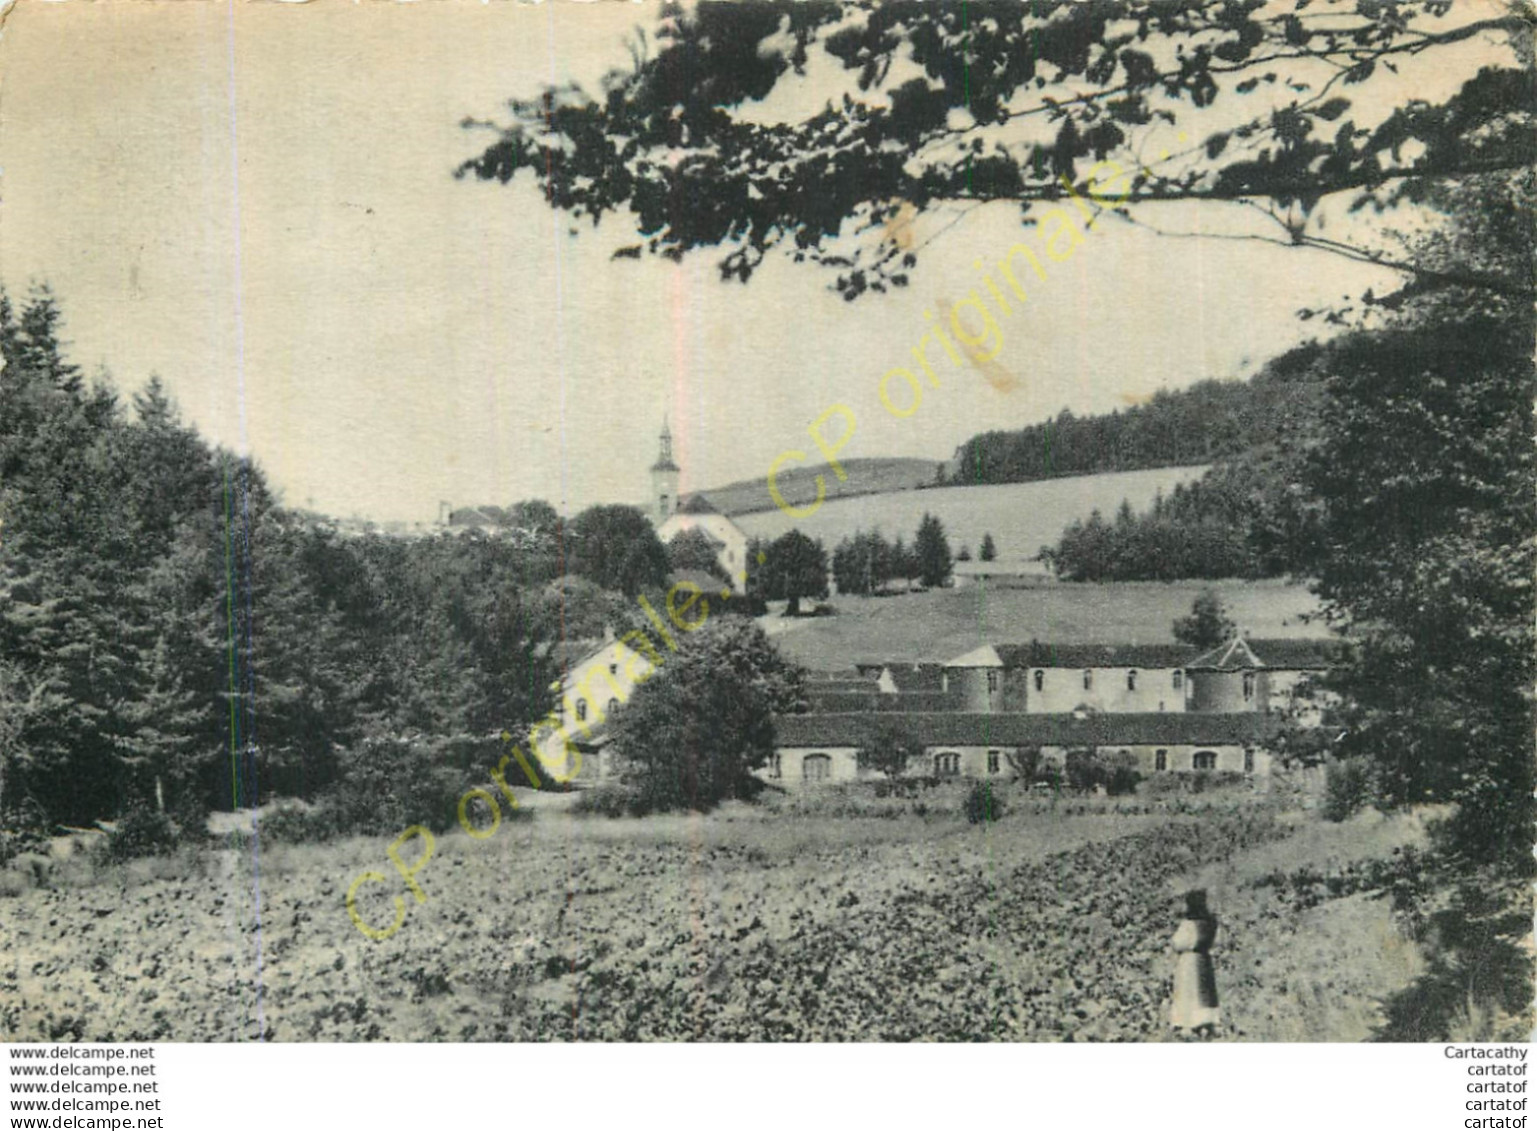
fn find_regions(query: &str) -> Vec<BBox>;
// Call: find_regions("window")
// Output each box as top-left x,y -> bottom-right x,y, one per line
942,672 -> 950,693
803,753 -> 831,782
1155,749 -> 1168,771
575,700 -> 588,722
987,750 -> 1000,774
1127,670 -> 1138,692
660,494 -> 670,513
935,752 -> 960,777
607,698 -> 620,717
1034,669 -> 1045,692
1243,749 -> 1255,773
1242,671 -> 1256,701
1173,670 -> 1184,691
986,670 -> 1000,693
1082,669 -> 1093,690
1193,750 -> 1218,771
609,663 -> 618,675
770,754 -> 782,780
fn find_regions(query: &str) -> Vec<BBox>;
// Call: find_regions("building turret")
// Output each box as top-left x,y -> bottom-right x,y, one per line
651,417 -> 681,523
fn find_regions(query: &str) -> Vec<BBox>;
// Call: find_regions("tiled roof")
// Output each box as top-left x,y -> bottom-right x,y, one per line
549,638 -> 605,672
676,494 -> 720,515
946,644 -> 1004,668
803,692 -> 954,714
669,568 -> 728,593
994,643 -> 1194,669
1187,637 -> 1335,671
773,711 -> 1279,748
808,680 -> 882,696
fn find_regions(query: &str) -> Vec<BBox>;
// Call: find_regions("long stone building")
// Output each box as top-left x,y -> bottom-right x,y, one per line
769,636 -> 1334,786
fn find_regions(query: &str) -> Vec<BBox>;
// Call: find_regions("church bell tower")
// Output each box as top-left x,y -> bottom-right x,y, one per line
650,417 -> 680,523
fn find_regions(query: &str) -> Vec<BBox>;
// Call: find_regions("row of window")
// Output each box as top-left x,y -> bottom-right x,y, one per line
1014,670 -> 1259,697
1029,669 -> 1185,693
573,697 -> 622,723
773,748 -> 1255,778
952,669 -> 1236,696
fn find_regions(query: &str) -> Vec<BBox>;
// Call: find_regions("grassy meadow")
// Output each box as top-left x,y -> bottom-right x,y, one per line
766,578 -> 1327,670
733,465 -> 1210,562
0,783 -> 1476,1043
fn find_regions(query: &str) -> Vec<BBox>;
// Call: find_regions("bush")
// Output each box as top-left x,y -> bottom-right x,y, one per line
322,734 -> 469,836
1323,756 -> 1374,822
572,785 -> 652,818
253,799 -> 342,845
1102,751 -> 1142,797
1063,749 -> 1098,793
963,781 -> 1005,824
0,826 -> 46,868
107,807 -> 182,861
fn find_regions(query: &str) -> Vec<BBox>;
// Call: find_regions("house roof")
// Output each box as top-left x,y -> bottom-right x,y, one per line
1187,637 -> 1335,671
993,643 -> 1194,669
952,558 -> 1053,576
773,711 -> 1280,749
548,638 -> 606,673
808,679 -> 881,695
676,494 -> 720,515
807,668 -> 868,682
946,644 -> 1005,668
447,506 -> 505,528
669,568 -> 728,594
804,691 -> 954,714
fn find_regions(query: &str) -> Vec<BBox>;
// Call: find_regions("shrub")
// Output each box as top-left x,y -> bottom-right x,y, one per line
0,826 -> 45,868
107,807 -> 182,861
573,785 -> 651,818
1323,756 -> 1374,822
612,618 -> 806,813
1063,749 -> 1098,793
1102,751 -> 1141,797
1140,774 -> 1183,799
253,799 -> 342,845
963,781 -> 1005,824
322,734 -> 468,836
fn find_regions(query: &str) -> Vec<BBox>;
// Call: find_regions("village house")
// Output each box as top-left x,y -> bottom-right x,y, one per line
532,633 -> 658,784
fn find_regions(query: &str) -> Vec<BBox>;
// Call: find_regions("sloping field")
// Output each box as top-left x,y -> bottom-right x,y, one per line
768,579 -> 1326,670
697,457 -> 939,516
733,465 -> 1209,560
0,797 -> 1430,1042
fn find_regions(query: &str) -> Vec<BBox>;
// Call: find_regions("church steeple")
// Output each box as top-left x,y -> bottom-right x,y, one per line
650,416 -> 680,523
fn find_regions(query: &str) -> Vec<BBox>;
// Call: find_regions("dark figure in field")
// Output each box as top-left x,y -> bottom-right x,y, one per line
1170,889 -> 1220,1038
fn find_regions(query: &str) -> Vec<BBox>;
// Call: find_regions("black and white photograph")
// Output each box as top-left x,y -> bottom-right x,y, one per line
0,0 -> 1531,1088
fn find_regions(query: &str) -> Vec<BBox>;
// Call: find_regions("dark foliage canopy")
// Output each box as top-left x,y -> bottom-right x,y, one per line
567,504 -> 672,596
460,1 -> 1533,301
609,617 -> 807,811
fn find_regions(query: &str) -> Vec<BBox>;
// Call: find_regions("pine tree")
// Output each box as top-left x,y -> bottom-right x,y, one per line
914,513 -> 953,589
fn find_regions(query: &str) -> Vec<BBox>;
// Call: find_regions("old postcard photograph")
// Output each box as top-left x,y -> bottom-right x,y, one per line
0,0 -> 1531,1062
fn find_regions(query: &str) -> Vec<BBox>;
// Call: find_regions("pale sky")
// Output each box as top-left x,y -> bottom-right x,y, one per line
0,0 -> 1467,522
